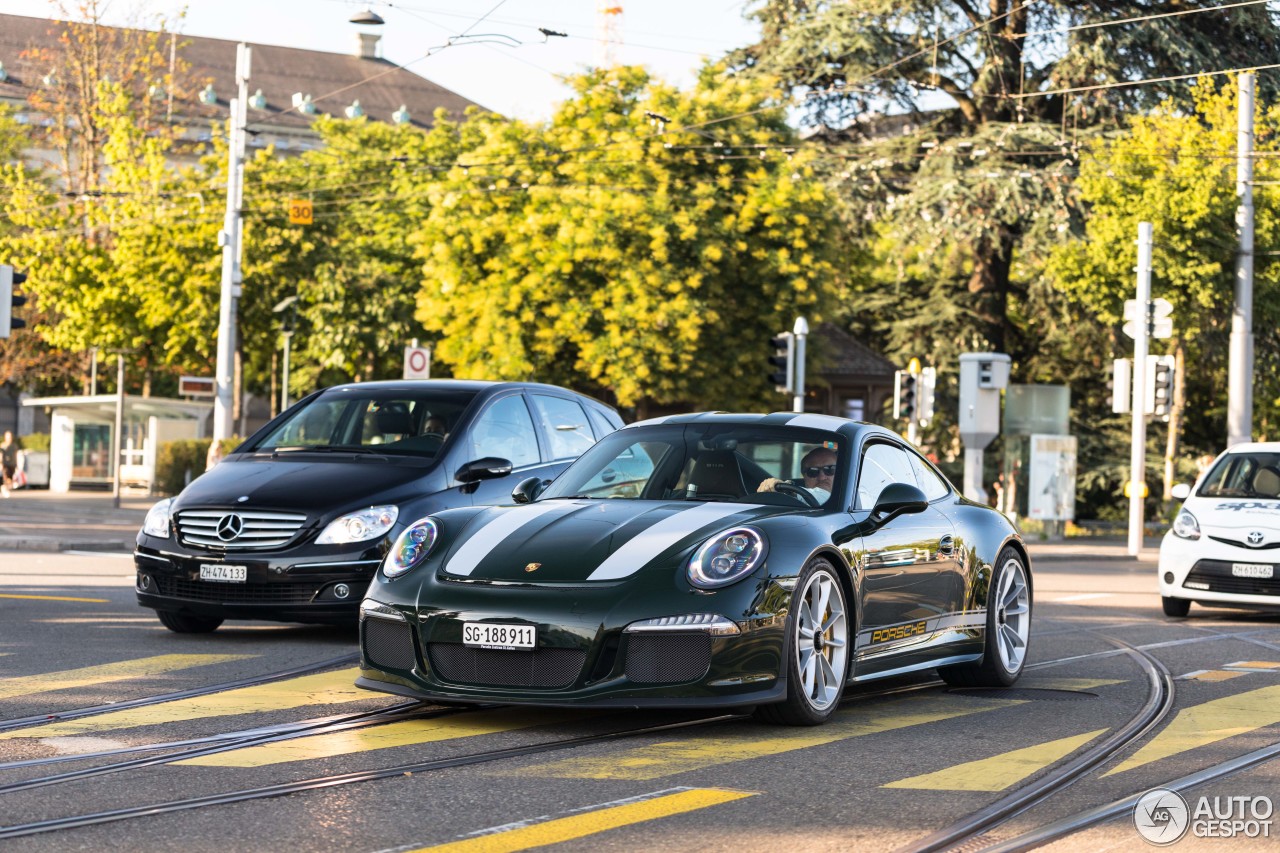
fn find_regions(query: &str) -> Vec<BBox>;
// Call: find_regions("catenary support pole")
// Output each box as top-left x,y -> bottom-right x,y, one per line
213,44 -> 250,442
792,316 -> 808,414
1129,222 -> 1153,557
1228,71 -> 1255,448
113,354 -> 124,509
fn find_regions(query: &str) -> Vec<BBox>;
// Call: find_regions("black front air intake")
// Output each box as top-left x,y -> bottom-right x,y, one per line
427,643 -> 586,688
623,633 -> 712,684
362,617 -> 418,671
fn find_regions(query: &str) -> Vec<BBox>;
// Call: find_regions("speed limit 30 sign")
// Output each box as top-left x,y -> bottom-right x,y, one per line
403,346 -> 431,379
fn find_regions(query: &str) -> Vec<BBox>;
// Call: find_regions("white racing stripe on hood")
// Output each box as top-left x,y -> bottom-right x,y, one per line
586,502 -> 756,581
443,503 -> 570,577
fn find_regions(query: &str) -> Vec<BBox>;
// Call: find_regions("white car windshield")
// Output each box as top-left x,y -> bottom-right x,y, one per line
1199,452 -> 1280,499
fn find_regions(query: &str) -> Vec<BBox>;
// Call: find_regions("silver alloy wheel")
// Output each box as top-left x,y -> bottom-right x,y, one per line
794,568 -> 848,711
994,557 -> 1030,673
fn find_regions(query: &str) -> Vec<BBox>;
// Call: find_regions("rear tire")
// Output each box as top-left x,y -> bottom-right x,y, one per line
756,558 -> 850,726
1161,596 -> 1191,617
157,610 -> 223,633
939,547 -> 1031,688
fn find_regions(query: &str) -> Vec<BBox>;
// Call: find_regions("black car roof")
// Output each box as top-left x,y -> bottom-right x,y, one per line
316,379 -> 610,404
620,411 -> 896,444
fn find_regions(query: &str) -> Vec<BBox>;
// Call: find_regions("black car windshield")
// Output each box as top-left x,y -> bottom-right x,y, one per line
248,389 -> 478,459
540,423 -> 842,507
1199,452 -> 1280,499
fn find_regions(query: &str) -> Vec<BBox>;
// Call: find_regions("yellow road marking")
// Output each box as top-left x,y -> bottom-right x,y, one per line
1179,670 -> 1246,682
1226,661 -> 1280,671
0,654 -> 251,702
0,668 -> 369,740
503,695 -> 1022,781
1106,684 -> 1280,775
410,788 -> 755,852
883,729 -> 1108,791
177,708 -> 585,767
0,593 -> 109,603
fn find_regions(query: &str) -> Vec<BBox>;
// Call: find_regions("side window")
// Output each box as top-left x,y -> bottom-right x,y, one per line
531,395 -> 595,460
856,442 -> 917,509
467,395 -> 540,469
908,452 -> 951,502
586,405 -> 621,440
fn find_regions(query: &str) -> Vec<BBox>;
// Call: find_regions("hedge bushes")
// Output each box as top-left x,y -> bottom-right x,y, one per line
154,437 -> 240,496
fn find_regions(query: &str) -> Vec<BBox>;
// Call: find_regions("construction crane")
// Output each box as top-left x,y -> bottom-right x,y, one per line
595,1 -> 623,67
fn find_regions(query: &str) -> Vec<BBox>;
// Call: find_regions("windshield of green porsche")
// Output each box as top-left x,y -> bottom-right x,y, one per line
250,389 -> 478,458
541,424 -> 841,505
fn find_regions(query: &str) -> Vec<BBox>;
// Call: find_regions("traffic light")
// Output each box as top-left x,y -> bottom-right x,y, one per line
894,369 -> 917,420
917,366 -> 936,425
1147,354 -> 1175,420
768,332 -> 794,394
0,265 -> 27,339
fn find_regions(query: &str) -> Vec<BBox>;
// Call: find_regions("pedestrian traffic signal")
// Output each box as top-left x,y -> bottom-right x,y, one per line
1146,354 -> 1175,421
1110,358 -> 1132,414
894,369 -> 917,420
917,366 -> 937,425
0,265 -> 27,339
768,332 -> 794,394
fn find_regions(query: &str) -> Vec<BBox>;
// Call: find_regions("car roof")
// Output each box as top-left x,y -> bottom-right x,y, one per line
1221,442 -> 1280,455
620,411 -> 895,443
315,379 -> 612,405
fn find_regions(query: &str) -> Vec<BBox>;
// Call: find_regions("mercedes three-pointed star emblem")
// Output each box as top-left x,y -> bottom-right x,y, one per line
215,513 -> 245,542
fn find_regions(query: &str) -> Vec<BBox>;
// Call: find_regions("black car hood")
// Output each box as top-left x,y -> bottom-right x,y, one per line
437,499 -> 789,584
175,456 -> 438,516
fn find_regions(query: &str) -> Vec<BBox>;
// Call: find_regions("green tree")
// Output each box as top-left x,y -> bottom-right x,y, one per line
413,66 -> 850,412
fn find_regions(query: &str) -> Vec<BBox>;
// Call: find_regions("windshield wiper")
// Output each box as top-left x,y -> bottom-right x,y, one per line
270,445 -> 381,455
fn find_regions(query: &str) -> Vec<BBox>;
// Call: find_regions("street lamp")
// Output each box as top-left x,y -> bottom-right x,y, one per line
272,295 -> 298,412
349,7 -> 385,25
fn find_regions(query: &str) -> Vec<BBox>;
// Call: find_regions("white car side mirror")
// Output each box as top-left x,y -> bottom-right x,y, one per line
1171,483 -> 1191,501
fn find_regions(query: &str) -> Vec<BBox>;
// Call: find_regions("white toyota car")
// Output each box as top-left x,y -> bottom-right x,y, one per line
1159,442 -> 1280,617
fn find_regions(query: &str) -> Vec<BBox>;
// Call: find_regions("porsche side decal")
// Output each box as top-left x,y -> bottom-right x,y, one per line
856,612 -> 986,651
444,504 -> 570,577
586,503 -> 758,581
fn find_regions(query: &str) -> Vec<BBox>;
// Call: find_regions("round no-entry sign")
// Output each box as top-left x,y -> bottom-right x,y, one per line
403,346 -> 431,379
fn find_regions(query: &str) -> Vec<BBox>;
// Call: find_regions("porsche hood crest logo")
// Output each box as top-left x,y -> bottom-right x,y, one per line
524,562 -> 542,573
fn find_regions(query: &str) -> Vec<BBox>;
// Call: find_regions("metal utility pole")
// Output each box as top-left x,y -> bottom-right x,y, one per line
214,43 -> 250,442
112,353 -> 125,509
1228,71 -> 1255,448
1128,222 -> 1153,556
792,316 -> 808,413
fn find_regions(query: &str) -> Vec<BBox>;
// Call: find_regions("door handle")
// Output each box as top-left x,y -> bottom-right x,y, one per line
938,534 -> 955,555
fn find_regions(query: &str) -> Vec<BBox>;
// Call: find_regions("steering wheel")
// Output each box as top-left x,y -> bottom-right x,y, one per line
773,481 -> 821,508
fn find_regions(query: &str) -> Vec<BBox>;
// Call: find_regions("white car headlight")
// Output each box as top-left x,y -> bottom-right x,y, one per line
142,498 -> 173,539
687,526 -> 768,589
384,518 -> 440,578
316,505 -> 399,545
1172,509 -> 1200,540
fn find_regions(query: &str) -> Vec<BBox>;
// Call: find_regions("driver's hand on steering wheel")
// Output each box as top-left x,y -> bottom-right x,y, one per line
757,477 -> 784,493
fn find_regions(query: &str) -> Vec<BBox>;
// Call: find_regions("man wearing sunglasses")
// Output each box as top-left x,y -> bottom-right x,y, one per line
758,446 -> 837,503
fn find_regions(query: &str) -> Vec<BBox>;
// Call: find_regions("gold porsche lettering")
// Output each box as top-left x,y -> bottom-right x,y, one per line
870,621 -> 928,644
524,562 -> 541,573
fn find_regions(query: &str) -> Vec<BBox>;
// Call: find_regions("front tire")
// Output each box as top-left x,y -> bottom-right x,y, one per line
940,548 -> 1031,687
756,558 -> 850,726
1162,596 -> 1191,617
157,610 -> 223,633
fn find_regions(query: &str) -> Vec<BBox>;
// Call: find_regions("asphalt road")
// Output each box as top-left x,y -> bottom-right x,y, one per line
0,546 -> 1278,852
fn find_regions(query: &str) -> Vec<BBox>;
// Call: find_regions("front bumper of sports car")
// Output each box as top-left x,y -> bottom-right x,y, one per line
1158,530 -> 1280,609
356,570 -> 794,708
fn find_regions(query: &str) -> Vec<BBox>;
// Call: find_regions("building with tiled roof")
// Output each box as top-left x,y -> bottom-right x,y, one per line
0,12 -> 481,154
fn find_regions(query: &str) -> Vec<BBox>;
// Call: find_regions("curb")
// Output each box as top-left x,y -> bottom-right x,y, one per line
0,537 -> 135,552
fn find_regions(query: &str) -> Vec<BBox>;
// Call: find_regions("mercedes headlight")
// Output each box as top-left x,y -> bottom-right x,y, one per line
384,518 -> 440,578
316,505 -> 399,545
1172,509 -> 1200,540
142,498 -> 173,539
687,526 -> 767,589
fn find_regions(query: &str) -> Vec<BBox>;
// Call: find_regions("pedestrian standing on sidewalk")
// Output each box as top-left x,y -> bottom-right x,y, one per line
0,430 -> 17,498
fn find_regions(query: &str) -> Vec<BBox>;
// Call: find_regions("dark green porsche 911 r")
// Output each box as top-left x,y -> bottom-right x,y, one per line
357,412 -> 1032,726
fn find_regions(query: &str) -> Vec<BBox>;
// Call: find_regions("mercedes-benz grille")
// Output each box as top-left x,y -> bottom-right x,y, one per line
175,509 -> 308,551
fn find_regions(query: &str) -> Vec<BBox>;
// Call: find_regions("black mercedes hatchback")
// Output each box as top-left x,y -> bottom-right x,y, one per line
134,380 -> 623,632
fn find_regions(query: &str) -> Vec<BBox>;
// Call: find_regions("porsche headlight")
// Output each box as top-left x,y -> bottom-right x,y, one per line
316,505 -> 399,545
1172,509 -> 1200,540
687,526 -> 767,589
384,518 -> 440,578
142,498 -> 173,539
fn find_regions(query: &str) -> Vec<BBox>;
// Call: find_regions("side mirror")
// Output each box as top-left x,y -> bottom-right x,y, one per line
456,457 -> 513,484
512,476 -> 548,504
1171,483 -> 1191,501
871,482 -> 928,523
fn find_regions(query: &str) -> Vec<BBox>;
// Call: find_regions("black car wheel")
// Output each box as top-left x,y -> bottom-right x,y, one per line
157,610 -> 224,633
940,547 -> 1031,688
1162,596 -> 1191,617
756,558 -> 850,726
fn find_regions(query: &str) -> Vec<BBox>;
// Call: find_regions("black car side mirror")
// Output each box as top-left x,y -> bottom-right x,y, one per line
456,457 -> 513,484
511,476 -> 549,504
871,482 -> 928,524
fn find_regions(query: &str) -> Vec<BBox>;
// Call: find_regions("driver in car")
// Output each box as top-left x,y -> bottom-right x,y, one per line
758,446 -> 836,503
